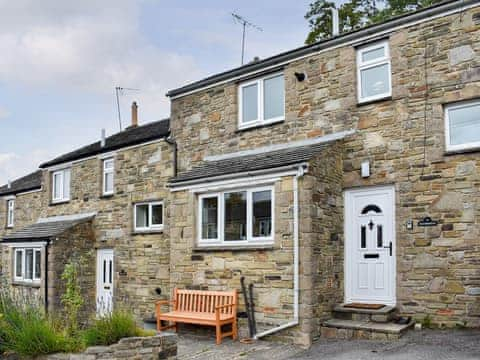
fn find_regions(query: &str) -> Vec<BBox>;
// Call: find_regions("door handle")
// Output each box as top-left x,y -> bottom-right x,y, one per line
384,242 -> 392,256
104,286 -> 110,290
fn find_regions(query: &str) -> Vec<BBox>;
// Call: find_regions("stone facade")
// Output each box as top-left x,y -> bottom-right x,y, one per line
169,5 -> 480,344
0,139 -> 174,323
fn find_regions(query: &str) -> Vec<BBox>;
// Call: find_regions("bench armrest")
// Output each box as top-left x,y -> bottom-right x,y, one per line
155,300 -> 176,316
215,303 -> 236,320
215,303 -> 235,310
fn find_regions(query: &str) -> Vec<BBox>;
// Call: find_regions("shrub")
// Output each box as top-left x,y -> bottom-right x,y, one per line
61,258 -> 85,336
0,289 -> 83,356
82,310 -> 149,346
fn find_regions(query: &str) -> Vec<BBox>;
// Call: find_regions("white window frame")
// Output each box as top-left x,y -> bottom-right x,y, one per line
102,158 -> 114,196
238,72 -> 285,130
6,199 -> 14,228
13,247 -> 41,283
356,40 -> 392,103
445,100 -> 480,152
133,201 -> 164,232
51,168 -> 71,203
197,185 -> 275,247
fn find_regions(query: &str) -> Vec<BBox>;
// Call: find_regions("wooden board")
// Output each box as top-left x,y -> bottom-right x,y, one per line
344,303 -> 385,310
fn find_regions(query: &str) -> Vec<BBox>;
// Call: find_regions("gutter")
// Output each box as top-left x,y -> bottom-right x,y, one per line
254,165 -> 305,339
169,163 -> 308,191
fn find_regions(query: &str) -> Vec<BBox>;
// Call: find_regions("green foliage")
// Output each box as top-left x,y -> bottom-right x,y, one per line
421,314 -> 432,328
0,289 -> 82,356
82,310 -> 148,347
61,257 -> 85,336
305,0 -> 445,44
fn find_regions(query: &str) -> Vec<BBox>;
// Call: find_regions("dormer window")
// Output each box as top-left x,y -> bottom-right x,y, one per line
238,72 -> 285,130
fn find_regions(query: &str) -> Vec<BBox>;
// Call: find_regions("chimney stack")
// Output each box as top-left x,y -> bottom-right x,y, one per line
7,180 -> 11,189
332,8 -> 339,37
100,128 -> 106,147
131,101 -> 138,128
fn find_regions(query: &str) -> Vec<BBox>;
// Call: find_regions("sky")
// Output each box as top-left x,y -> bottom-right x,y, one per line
0,0 -> 320,184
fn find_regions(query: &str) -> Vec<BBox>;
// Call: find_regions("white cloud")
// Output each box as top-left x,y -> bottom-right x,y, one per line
0,0 -> 202,120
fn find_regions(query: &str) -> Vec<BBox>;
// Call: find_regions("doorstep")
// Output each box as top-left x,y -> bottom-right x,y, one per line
321,318 -> 414,340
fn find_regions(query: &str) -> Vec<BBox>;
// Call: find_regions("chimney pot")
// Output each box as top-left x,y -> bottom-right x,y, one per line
7,180 -> 11,189
100,128 -> 106,147
332,8 -> 339,37
131,101 -> 138,127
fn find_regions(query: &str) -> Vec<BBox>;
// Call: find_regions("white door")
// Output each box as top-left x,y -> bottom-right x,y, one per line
345,186 -> 396,305
96,249 -> 114,316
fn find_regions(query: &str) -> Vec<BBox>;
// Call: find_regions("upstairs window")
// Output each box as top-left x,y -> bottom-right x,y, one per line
134,201 -> 164,232
102,158 -> 114,195
52,168 -> 71,203
14,248 -> 41,283
198,186 -> 274,246
238,73 -> 285,129
6,199 -> 14,228
357,40 -> 391,103
445,100 -> 480,152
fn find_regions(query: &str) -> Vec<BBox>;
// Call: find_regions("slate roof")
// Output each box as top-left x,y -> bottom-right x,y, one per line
2,215 -> 95,242
0,170 -> 42,196
170,142 -> 330,185
40,118 -> 170,168
166,0 -> 469,97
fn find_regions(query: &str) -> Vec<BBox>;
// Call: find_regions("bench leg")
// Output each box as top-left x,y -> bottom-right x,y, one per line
174,322 -> 179,333
232,318 -> 238,341
216,324 -> 222,345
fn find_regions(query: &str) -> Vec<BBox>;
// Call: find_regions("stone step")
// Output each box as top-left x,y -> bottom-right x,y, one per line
321,318 -> 414,340
332,304 -> 397,323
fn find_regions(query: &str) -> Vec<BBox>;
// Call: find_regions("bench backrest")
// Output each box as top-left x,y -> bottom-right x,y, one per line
174,288 -> 237,315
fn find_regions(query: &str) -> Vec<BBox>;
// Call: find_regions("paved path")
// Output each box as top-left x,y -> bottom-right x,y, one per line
177,330 -> 480,360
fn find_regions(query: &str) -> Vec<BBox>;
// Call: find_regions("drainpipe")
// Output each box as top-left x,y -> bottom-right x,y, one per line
44,239 -> 50,314
254,165 -> 305,339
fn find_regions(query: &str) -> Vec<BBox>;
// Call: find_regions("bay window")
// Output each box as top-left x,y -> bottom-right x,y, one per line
198,186 -> 274,246
13,248 -> 41,283
357,40 -> 391,103
238,72 -> 285,129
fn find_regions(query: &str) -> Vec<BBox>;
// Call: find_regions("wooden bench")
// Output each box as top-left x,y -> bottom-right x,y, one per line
156,288 -> 238,345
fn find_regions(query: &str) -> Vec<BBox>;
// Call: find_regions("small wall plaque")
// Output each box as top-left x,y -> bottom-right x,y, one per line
418,217 -> 439,227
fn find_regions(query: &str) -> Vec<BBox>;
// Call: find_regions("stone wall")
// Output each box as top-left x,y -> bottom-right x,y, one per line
170,6 -> 480,331
38,334 -> 177,360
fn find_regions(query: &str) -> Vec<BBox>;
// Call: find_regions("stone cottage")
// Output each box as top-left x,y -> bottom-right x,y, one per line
0,106 -> 174,321
0,0 -> 479,348
166,0 -> 480,346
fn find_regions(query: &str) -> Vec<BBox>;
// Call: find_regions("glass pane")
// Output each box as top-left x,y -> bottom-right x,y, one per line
25,249 -> 33,280
377,225 -> 383,248
242,83 -> 258,123
104,159 -> 114,169
264,74 -> 284,120
361,226 -> 366,249
63,169 -> 71,199
34,250 -> 41,279
109,260 -> 112,284
104,172 -> 113,193
252,190 -> 272,237
202,197 -> 218,239
15,251 -> 22,278
449,105 -> 480,145
151,204 -> 163,225
103,260 -> 106,283
224,192 -> 247,241
53,173 -> 62,199
361,63 -> 390,99
361,46 -> 385,62
135,204 -> 149,228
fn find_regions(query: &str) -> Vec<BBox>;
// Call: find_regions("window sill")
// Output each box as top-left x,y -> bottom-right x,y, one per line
100,194 -> 114,199
236,119 -> 284,133
444,147 -> 480,156
357,96 -> 392,107
132,229 -> 164,235
12,281 -> 41,288
50,200 -> 70,206
193,244 -> 276,252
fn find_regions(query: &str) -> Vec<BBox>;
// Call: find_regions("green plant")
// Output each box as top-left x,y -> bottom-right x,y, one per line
61,257 -> 85,336
421,314 -> 432,328
0,288 -> 83,356
82,310 -> 147,346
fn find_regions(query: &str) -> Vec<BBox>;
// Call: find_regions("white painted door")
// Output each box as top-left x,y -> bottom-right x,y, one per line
96,249 -> 114,316
345,186 -> 395,305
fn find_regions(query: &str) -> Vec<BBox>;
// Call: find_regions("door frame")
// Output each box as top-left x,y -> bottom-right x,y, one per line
344,185 -> 396,306
96,248 -> 114,315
